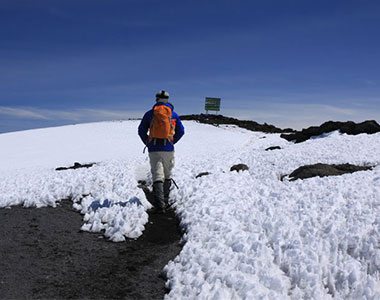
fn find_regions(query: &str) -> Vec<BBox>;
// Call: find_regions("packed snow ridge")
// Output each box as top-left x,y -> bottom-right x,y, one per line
0,120 -> 379,299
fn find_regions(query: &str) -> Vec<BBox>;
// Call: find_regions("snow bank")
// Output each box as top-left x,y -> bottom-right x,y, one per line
165,130 -> 380,299
0,159 -> 152,241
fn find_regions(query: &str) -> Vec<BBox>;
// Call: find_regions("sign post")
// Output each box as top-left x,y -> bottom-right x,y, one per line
205,97 -> 221,114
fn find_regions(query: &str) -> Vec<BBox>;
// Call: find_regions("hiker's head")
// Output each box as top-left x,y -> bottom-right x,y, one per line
155,90 -> 169,103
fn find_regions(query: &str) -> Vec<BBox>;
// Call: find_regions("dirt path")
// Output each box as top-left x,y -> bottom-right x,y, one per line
0,200 -> 182,299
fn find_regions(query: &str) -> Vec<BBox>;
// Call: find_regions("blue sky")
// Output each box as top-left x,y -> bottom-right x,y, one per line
1,0 -> 379,132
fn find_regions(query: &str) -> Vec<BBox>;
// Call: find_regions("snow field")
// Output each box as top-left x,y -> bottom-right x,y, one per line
0,120 -> 143,173
0,121 -> 379,298
0,122 -> 251,242
0,160 -> 151,241
165,130 -> 380,299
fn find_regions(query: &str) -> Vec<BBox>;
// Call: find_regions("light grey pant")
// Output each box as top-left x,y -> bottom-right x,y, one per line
149,151 -> 175,183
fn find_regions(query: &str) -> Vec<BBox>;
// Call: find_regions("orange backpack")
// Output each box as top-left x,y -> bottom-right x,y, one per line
149,105 -> 176,141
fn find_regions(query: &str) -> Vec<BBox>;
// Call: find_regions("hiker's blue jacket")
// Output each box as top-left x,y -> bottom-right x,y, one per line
138,102 -> 185,152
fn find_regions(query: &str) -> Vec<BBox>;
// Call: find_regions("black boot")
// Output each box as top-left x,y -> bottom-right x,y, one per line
153,181 -> 165,211
163,179 -> 172,205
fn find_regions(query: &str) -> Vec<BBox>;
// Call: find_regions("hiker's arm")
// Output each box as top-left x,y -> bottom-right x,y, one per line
173,116 -> 185,144
138,111 -> 151,144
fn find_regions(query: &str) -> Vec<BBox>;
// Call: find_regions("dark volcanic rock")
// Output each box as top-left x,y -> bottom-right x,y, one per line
196,172 -> 211,178
56,162 -> 95,171
280,120 -> 380,143
180,114 -> 294,134
265,146 -> 282,151
230,164 -> 249,172
287,163 -> 373,181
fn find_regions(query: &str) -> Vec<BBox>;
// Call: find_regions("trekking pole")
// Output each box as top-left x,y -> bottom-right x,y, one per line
171,178 -> 179,189
143,137 -> 150,153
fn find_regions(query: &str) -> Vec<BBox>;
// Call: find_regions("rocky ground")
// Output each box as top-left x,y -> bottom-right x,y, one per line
285,163 -> 374,181
180,114 -> 380,144
180,114 -> 294,133
0,200 -> 181,300
280,120 -> 380,143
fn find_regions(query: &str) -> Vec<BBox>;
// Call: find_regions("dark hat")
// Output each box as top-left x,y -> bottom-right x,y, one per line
155,90 -> 169,101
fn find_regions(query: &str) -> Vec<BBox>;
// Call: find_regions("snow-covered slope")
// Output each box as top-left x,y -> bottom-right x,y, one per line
0,121 -> 142,172
0,121 -> 379,299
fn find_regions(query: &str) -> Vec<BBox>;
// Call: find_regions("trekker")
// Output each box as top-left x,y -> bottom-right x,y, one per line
138,90 -> 185,211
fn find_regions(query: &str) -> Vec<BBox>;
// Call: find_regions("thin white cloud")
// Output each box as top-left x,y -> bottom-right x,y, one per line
324,105 -> 356,116
0,106 -> 143,122
0,106 -> 50,120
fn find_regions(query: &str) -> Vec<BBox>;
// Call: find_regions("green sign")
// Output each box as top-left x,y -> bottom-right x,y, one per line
205,97 -> 221,112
